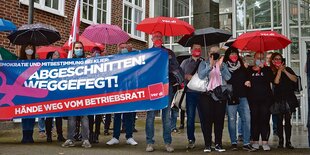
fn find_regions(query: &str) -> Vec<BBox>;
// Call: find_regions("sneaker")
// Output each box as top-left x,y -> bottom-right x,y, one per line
126,138 -> 138,146
62,139 -> 75,147
262,144 -> 271,151
215,144 -> 226,152
187,140 -> 195,149
146,144 -> 154,152
171,129 -> 179,133
252,143 -> 260,150
286,143 -> 294,149
103,130 -> 111,136
238,135 -> 243,142
203,146 -> 212,153
165,144 -> 174,152
133,128 -> 138,132
106,137 -> 119,145
82,140 -> 92,148
231,144 -> 238,151
243,144 -> 256,152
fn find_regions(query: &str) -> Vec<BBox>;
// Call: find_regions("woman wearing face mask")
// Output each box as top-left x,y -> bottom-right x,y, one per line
247,52 -> 274,151
223,47 -> 255,151
197,46 -> 231,153
18,45 -> 36,143
270,53 -> 298,149
73,41 -> 85,58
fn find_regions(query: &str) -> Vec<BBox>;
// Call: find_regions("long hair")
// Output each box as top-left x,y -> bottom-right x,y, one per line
223,47 -> 245,68
46,51 -> 55,59
18,45 -> 36,60
73,41 -> 85,58
270,52 -> 283,73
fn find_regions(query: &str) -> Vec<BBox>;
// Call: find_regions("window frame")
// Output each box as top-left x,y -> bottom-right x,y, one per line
19,0 -> 65,17
123,0 -> 146,42
81,0 -> 112,25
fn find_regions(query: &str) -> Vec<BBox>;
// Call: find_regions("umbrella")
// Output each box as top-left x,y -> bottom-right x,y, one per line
136,16 -> 194,36
0,18 -> 17,31
82,24 -> 130,45
232,31 -> 292,53
178,27 -> 232,47
36,46 -> 68,59
7,23 -> 61,46
224,38 -> 236,47
0,47 -> 18,60
63,36 -> 105,51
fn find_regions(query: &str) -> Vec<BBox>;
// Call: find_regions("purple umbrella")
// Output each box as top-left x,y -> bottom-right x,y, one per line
82,24 -> 130,45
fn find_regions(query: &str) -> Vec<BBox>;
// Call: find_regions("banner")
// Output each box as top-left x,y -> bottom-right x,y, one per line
0,48 -> 169,120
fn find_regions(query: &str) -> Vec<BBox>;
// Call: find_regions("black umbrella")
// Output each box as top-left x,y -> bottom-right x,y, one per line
7,23 -> 61,46
223,38 -> 236,47
178,27 -> 232,47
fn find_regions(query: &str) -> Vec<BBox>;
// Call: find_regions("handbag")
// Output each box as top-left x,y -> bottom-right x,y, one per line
187,73 -> 208,92
172,88 -> 186,111
209,84 -> 233,101
269,100 -> 290,114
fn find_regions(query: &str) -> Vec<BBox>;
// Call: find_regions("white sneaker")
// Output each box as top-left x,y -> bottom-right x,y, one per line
82,140 -> 92,148
146,144 -> 154,152
262,144 -> 271,151
252,143 -> 259,150
106,137 -> 119,145
126,138 -> 138,146
165,144 -> 174,152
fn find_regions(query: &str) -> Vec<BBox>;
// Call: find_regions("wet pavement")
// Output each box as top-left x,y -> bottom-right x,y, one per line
0,119 -> 309,155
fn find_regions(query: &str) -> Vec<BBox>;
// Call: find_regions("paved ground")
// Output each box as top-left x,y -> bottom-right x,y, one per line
0,119 -> 309,155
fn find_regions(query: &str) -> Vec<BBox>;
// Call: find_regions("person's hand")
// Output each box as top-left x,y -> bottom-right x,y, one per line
185,74 -> 193,81
209,55 -> 215,67
244,81 -> 251,87
278,62 -> 286,73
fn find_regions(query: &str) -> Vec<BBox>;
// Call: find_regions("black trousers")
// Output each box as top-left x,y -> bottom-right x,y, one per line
277,113 -> 292,144
180,110 -> 185,126
198,94 -> 226,147
104,114 -> 112,131
249,101 -> 271,141
45,117 -> 63,136
88,115 -> 102,134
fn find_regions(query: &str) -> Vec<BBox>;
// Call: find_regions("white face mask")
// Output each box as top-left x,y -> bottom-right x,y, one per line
25,49 -> 34,55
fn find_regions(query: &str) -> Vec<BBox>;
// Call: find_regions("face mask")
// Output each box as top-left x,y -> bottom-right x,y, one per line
273,61 -> 282,67
229,55 -> 238,63
211,53 -> 220,60
74,49 -> 83,57
255,60 -> 264,66
154,39 -> 163,47
191,49 -> 201,57
121,48 -> 128,54
25,49 -> 34,55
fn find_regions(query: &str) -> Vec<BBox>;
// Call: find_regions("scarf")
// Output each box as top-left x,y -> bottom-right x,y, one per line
207,62 -> 222,91
227,61 -> 241,73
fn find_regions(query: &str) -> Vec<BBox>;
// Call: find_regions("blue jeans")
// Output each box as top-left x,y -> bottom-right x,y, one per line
113,113 -> 134,139
146,85 -> 173,144
227,97 -> 251,145
186,91 -> 200,142
38,118 -> 45,133
170,108 -> 179,131
67,116 -> 89,141
238,114 -> 242,136
22,118 -> 35,131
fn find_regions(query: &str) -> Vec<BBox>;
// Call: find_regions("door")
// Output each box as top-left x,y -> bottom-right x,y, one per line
300,38 -> 310,128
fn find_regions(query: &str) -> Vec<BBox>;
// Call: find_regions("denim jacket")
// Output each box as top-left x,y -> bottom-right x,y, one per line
197,60 -> 231,82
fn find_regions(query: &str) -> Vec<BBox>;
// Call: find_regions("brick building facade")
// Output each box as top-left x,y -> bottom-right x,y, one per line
0,0 -> 149,55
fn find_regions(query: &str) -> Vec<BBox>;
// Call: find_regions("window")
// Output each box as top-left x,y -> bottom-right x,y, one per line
81,0 -> 111,24
123,0 -> 145,40
20,0 -> 65,16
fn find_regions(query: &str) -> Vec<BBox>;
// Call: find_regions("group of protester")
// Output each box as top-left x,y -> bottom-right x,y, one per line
17,31 -> 300,153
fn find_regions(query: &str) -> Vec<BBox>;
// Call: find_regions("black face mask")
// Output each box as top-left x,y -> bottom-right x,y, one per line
211,53 -> 220,60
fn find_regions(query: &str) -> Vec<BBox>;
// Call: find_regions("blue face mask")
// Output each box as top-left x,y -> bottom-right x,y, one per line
255,60 -> 263,66
121,48 -> 128,54
74,49 -> 83,57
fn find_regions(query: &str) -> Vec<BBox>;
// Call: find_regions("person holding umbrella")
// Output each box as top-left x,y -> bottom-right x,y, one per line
247,52 -> 274,151
145,31 -> 184,153
270,52 -> 298,149
62,41 -> 91,148
19,45 -> 36,144
197,46 -> 231,153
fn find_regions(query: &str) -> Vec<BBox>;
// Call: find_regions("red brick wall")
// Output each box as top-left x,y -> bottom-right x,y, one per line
0,0 -> 149,56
